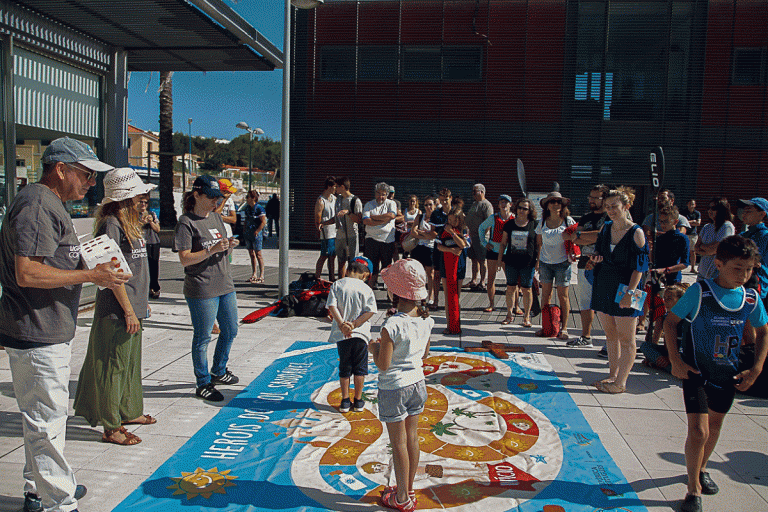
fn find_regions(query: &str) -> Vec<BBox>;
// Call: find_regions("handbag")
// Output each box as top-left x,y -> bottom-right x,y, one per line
401,234 -> 418,253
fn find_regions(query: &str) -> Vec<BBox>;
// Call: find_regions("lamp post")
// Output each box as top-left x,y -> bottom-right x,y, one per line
236,122 -> 264,192
279,0 -> 324,298
186,118 -> 192,192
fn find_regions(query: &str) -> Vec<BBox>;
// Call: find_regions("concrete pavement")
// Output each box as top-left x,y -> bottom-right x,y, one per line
1,238 -> 766,511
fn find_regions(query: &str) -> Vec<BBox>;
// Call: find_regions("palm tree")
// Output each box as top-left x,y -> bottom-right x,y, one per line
158,71 -> 176,228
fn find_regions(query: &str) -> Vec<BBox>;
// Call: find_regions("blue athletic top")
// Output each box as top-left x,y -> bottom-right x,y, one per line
671,279 -> 767,388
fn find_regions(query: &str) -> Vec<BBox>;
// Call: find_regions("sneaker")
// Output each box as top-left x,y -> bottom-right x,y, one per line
211,369 -> 240,385
353,398 -> 365,412
699,471 -> 719,495
339,398 -> 351,413
196,383 -> 224,402
597,346 -> 608,358
24,486 -> 86,512
566,336 -> 593,347
680,494 -> 702,512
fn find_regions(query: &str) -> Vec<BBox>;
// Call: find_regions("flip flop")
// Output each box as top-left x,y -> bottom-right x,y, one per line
122,415 -> 157,425
248,276 -> 258,283
501,316 -> 513,325
514,307 -> 524,315
522,319 -> 532,327
556,330 -> 570,341
483,306 -> 495,313
255,277 -> 264,283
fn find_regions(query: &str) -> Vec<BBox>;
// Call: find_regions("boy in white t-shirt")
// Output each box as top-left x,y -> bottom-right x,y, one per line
327,256 -> 378,413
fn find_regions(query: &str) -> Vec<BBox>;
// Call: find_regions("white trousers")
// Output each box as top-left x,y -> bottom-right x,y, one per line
6,342 -> 78,512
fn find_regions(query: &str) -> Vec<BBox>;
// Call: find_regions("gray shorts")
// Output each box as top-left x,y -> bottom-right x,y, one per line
377,380 -> 427,423
336,236 -> 359,264
539,260 -> 572,287
467,236 -> 486,261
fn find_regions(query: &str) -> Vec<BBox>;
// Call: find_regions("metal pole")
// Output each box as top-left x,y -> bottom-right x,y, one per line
279,0 -> 292,298
248,130 -> 253,192
187,119 -> 192,191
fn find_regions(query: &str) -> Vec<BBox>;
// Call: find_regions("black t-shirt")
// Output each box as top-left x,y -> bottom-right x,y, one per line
577,211 -> 607,256
502,219 -> 538,268
430,208 -> 449,237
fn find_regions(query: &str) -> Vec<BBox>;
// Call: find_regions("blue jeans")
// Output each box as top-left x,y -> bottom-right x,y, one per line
186,291 -> 239,387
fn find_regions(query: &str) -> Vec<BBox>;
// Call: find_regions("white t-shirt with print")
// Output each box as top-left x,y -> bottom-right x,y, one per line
220,197 -> 236,238
377,313 -> 434,391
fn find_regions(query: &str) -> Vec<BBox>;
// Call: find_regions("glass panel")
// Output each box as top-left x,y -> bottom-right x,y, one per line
359,46 -> 398,80
402,47 -> 441,81
733,48 -> 766,85
606,2 -> 667,121
442,47 -> 482,81
574,2 -> 606,119
668,2 -> 692,119
320,46 -> 355,81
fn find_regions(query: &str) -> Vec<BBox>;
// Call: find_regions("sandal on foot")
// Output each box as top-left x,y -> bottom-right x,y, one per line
102,426 -> 141,445
597,381 -> 626,394
483,306 -> 495,313
514,307 -> 524,315
122,414 -> 156,425
248,276 -> 258,283
255,277 -> 264,283
592,378 -> 614,388
501,315 -> 513,325
522,319 -> 533,328
381,489 -> 415,512
383,487 -> 416,504
442,328 -> 461,335
556,330 -> 570,341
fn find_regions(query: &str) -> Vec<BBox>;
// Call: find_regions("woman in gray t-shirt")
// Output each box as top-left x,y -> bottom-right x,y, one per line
74,168 -> 156,445
174,175 -> 240,403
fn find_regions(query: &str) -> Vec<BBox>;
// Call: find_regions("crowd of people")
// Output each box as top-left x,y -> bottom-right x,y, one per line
0,140 -> 765,512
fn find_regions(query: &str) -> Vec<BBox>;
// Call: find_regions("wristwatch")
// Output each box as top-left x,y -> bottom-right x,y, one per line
575,231 -> 581,240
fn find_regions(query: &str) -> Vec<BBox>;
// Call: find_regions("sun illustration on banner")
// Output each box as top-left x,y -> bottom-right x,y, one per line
167,467 -> 238,500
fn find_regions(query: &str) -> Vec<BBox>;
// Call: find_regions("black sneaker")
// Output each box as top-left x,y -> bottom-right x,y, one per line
339,398 -> 351,413
699,471 -> 719,495
25,486 -> 86,512
353,398 -> 365,412
597,346 -> 608,358
680,494 -> 702,512
196,383 -> 224,402
211,369 -> 239,385
566,336 -> 593,347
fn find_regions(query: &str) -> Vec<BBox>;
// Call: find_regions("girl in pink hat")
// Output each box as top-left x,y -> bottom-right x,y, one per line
369,259 -> 434,512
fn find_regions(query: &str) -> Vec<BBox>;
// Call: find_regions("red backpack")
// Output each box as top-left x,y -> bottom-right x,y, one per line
539,305 -> 562,337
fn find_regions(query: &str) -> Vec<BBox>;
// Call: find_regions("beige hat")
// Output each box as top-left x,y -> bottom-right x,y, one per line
540,191 -> 571,208
101,168 -> 156,205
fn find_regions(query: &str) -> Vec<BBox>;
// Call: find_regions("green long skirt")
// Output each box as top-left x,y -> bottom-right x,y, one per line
74,317 -> 144,430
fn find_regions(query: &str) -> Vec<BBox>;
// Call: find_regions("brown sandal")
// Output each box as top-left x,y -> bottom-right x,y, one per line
597,381 -> 626,394
122,414 -> 157,425
102,426 -> 142,445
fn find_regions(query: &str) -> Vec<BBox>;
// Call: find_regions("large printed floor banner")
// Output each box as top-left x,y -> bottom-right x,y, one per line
111,342 -> 647,512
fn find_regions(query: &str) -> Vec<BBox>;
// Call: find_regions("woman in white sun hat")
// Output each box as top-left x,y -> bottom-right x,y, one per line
368,259 -> 434,511
74,168 -> 157,445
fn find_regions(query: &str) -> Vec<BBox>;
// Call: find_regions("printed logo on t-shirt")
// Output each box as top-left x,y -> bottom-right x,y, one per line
69,245 -> 82,260
209,228 -> 223,240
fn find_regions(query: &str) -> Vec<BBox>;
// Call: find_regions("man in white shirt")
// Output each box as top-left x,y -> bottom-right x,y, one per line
363,182 -> 397,289
315,176 -> 337,281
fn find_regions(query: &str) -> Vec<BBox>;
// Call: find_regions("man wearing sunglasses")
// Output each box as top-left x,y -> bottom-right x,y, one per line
0,137 -> 130,512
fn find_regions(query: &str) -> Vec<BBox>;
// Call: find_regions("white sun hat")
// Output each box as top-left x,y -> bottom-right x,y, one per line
101,168 -> 156,205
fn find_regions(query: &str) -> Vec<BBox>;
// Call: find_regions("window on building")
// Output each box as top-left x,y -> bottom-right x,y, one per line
402,46 -> 483,81
402,47 -> 442,81
733,48 -> 766,85
359,46 -> 398,80
442,47 -> 483,80
320,46 -> 355,81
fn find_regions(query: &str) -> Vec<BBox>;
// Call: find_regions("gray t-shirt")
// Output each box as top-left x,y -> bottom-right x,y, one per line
173,212 -> 236,299
0,183 -> 83,345
326,277 -> 377,343
335,195 -> 363,241
94,217 -> 149,320
466,199 -> 493,241
142,211 -> 160,245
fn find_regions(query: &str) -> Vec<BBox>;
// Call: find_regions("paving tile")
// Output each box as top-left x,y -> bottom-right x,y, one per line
73,469 -> 150,512
579,405 -> 615,434
594,431 -> 645,473
622,434 -> 699,473
81,433 -> 188,476
605,408 -> 687,438
0,461 -> 25,500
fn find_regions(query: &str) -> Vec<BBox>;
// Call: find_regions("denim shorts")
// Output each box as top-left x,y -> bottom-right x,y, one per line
377,380 -> 427,423
244,235 -> 263,252
504,265 -> 535,288
539,260 -> 572,287
320,238 -> 336,257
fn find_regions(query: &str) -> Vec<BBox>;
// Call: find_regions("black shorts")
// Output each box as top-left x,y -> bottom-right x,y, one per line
682,373 -> 736,414
337,337 -> 369,378
410,244 -> 433,269
364,238 -> 395,273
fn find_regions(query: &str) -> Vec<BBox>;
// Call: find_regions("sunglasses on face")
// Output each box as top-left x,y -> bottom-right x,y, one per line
138,200 -> 148,204
66,163 -> 97,181
549,200 -> 562,205
517,206 -> 530,211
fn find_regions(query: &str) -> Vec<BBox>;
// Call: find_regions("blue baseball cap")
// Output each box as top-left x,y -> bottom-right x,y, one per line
499,194 -> 512,203
736,197 -> 768,213
42,137 -> 113,172
352,256 -> 373,273
192,175 -> 224,198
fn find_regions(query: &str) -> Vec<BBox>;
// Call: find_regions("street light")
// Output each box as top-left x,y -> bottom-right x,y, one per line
186,118 -> 192,192
279,0 -> 323,297
236,121 -> 264,192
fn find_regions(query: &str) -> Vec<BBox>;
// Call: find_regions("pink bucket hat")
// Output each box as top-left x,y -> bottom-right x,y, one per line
380,259 -> 428,301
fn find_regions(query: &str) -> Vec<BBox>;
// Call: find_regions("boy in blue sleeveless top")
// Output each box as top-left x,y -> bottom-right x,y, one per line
664,235 -> 768,512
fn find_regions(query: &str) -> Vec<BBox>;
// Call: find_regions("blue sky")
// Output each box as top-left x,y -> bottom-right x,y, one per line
127,0 -> 286,141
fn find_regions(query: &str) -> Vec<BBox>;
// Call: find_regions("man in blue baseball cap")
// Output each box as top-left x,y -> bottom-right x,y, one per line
0,137 -> 129,512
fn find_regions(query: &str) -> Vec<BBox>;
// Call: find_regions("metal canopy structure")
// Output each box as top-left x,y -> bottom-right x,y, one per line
12,0 -> 284,72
